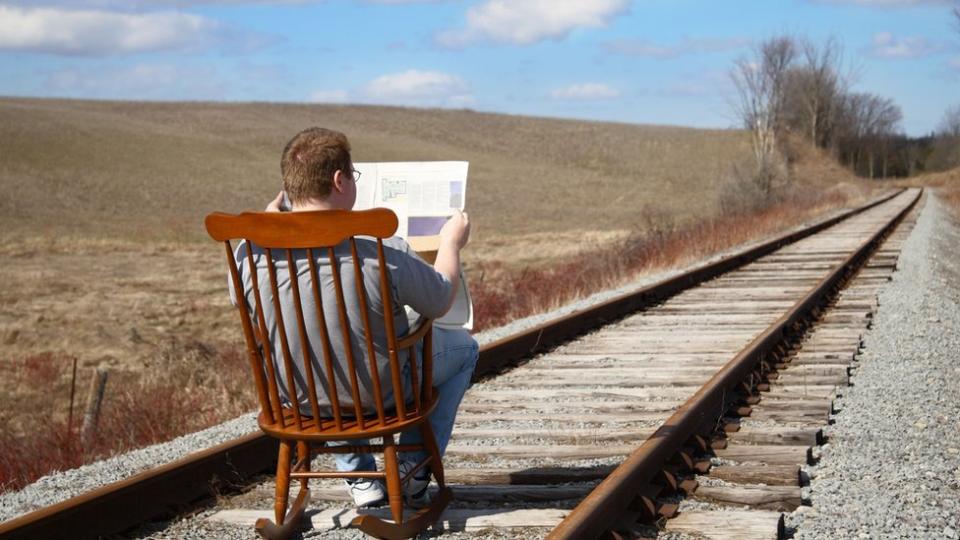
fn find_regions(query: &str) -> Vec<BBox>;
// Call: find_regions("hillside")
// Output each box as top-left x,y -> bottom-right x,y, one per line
0,98 -> 754,251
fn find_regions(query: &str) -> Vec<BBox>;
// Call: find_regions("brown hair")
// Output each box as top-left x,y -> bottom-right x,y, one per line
280,127 -> 352,202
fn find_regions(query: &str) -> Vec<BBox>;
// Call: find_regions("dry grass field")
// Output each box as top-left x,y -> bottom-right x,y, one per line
0,97 -> 881,490
899,167 -> 960,216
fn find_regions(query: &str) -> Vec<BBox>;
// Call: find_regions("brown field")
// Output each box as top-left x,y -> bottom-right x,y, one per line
0,97 -> 882,490
898,167 -> 960,217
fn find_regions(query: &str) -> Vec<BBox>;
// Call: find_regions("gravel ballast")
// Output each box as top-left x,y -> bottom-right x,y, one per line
790,194 -> 960,539
0,413 -> 259,522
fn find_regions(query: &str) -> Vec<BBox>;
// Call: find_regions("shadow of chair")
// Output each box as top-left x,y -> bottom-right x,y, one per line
205,207 -> 451,540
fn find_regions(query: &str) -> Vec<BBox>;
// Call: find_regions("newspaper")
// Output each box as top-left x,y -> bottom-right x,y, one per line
353,161 -> 473,330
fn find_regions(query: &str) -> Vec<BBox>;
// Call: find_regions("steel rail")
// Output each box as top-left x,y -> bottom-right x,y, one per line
0,189 -> 906,540
547,188 -> 922,540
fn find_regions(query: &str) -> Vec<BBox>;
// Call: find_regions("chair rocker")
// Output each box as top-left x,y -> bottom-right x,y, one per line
206,208 -> 452,540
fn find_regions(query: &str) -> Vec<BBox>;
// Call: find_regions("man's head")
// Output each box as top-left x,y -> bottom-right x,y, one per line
281,127 -> 355,208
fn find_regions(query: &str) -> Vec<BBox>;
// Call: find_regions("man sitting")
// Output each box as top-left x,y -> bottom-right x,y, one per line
235,127 -> 478,508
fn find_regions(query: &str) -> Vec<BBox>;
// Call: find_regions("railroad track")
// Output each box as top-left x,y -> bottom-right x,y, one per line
0,188 -> 921,540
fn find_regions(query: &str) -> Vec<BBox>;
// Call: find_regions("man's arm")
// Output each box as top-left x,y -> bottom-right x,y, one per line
432,210 -> 471,313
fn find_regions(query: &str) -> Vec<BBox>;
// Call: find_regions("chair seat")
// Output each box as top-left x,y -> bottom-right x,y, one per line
258,394 -> 440,441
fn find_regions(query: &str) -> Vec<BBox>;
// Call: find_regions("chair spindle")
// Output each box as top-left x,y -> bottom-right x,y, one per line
244,243 -> 285,426
264,248 -> 304,431
350,239 -> 389,425
286,249 -> 324,429
223,241 -> 274,423
328,246 -> 366,427
307,250 -> 341,431
375,238 -> 407,420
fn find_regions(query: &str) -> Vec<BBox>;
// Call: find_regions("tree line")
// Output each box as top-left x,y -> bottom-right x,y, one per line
731,34 -> 960,182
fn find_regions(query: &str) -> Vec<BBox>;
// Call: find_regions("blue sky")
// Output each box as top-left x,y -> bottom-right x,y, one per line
0,0 -> 956,135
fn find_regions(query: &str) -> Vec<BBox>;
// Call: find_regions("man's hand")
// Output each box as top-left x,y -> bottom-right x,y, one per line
265,191 -> 285,212
433,211 -> 470,314
439,210 -> 470,250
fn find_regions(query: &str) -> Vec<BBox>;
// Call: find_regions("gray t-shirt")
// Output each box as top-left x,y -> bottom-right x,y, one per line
230,236 -> 451,417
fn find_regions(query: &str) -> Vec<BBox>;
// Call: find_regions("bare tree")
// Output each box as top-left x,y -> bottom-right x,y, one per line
939,104 -> 960,137
730,36 -> 797,192
873,98 -> 902,178
934,104 -> 960,169
857,94 -> 902,178
833,92 -> 902,177
796,38 -> 846,148
835,92 -> 870,172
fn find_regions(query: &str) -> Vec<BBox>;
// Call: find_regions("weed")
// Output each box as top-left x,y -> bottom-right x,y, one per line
0,343 -> 254,491
471,187 -> 854,332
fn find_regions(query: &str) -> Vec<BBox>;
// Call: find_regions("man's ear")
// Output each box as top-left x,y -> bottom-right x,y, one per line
331,169 -> 345,194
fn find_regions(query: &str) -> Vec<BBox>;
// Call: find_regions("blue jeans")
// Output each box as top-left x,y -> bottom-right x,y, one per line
334,327 -> 479,472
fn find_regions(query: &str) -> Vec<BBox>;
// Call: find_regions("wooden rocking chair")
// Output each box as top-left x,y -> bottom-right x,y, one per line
205,208 -> 452,540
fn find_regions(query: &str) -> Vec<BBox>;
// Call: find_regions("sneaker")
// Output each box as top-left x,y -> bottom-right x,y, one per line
397,460 -> 431,507
347,478 -> 387,508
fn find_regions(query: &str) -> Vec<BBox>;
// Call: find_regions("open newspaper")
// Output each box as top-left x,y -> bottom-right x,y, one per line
353,161 -> 473,331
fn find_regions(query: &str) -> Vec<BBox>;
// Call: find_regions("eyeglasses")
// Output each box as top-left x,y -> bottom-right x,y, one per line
350,168 -> 362,182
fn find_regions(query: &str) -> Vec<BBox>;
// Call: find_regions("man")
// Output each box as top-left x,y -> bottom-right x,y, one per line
236,127 -> 478,508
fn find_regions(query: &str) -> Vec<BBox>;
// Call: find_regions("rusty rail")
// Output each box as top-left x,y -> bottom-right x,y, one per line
547,188 -> 921,540
0,189 -> 907,540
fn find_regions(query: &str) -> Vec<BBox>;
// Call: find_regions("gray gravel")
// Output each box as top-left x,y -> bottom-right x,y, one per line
0,413 -> 258,522
789,194 -> 960,539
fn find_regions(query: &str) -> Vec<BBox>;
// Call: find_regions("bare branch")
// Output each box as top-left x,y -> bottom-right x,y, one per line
938,104 -> 960,137
729,35 -> 797,180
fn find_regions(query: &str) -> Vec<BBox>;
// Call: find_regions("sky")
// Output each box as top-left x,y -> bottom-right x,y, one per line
0,0 -> 957,135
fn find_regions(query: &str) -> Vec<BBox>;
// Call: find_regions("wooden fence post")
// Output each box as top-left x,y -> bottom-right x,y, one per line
68,356 -> 78,433
81,366 -> 109,448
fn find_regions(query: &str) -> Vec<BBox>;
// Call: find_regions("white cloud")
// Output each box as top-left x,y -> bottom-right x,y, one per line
2,0 -> 316,7
362,0 -> 443,3
549,82 -> 620,100
869,31 -> 943,58
361,69 -> 473,106
811,0 -> 949,5
436,0 -> 629,47
44,63 -> 226,99
0,5 -> 222,55
603,37 -> 749,58
308,89 -> 350,103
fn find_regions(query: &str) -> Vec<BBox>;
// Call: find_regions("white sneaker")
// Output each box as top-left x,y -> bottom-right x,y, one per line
347,479 -> 386,508
397,460 -> 431,507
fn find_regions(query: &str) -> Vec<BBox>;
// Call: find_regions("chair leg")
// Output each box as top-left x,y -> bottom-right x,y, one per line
352,486 -> 452,540
254,440 -> 310,540
256,487 -> 310,540
352,425 -> 453,538
296,440 -> 310,491
382,434 -> 404,525
255,439 -> 310,540
274,440 -> 293,525
419,422 -> 445,488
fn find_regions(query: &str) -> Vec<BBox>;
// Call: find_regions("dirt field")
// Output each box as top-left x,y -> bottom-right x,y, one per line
0,97 -> 885,488
0,97 -> 761,370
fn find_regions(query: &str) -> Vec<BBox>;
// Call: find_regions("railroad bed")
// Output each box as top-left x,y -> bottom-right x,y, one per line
0,188 -> 922,540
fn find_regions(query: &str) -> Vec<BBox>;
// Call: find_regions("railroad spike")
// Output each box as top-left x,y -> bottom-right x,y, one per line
628,494 -> 658,521
656,469 -> 678,492
677,478 -> 699,495
690,434 -> 709,452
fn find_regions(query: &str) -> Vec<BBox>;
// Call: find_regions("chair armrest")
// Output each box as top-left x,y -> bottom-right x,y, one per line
396,317 -> 433,350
